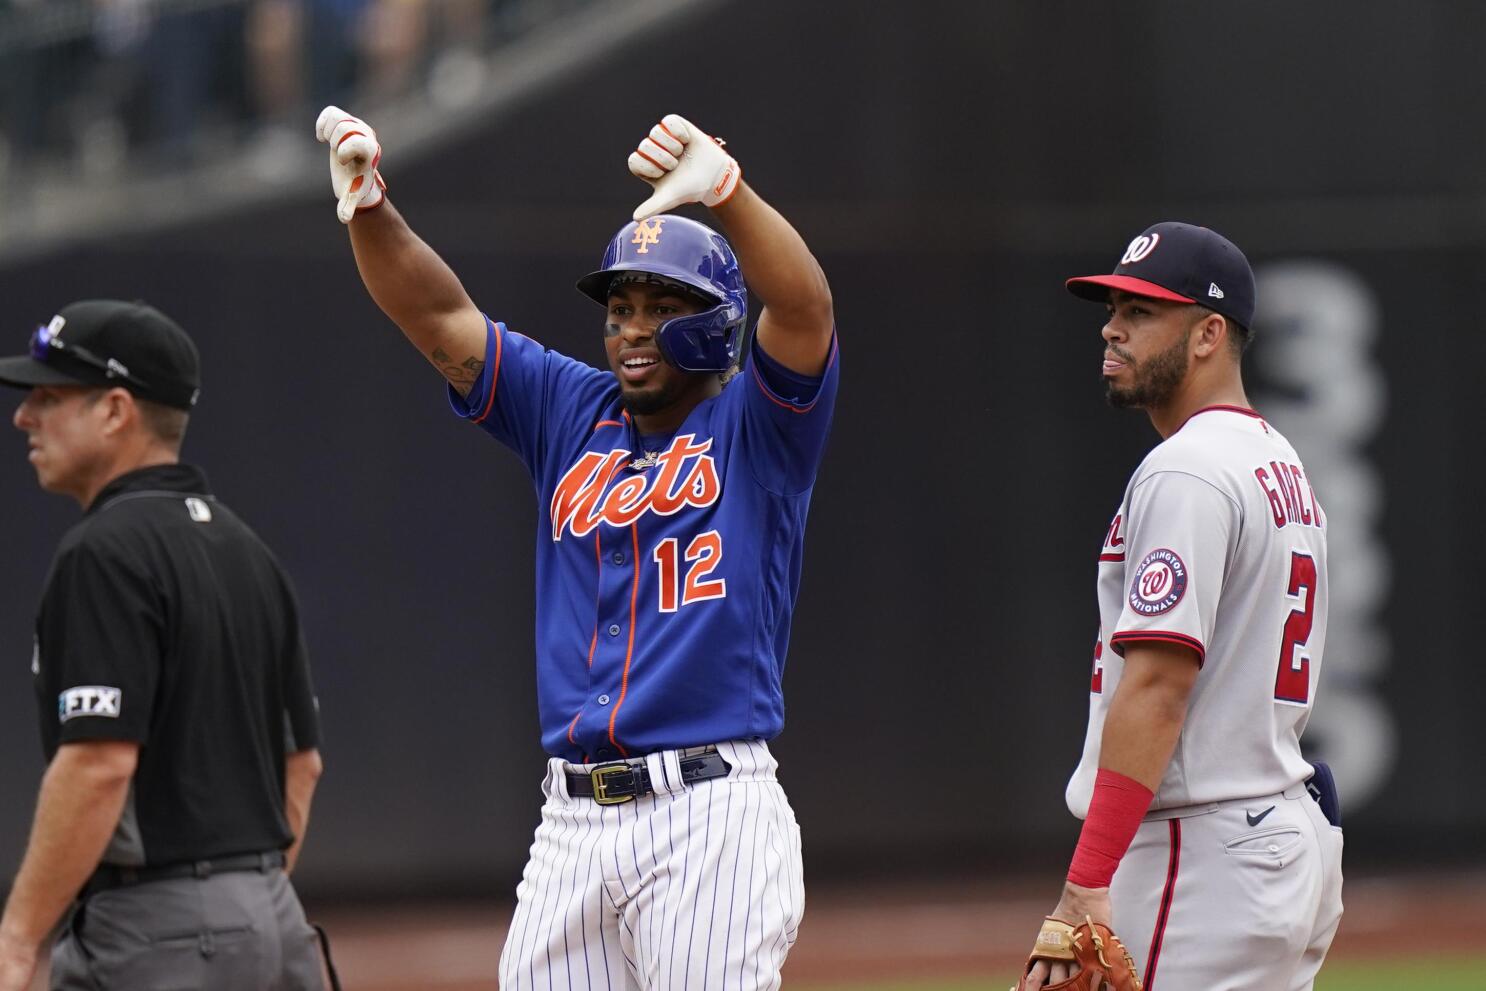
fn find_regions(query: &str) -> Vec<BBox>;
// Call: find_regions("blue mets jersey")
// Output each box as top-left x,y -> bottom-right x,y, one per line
449,317 -> 840,762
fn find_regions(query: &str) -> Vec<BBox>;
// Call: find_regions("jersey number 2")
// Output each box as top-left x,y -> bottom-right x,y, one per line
1274,551 -> 1317,705
653,531 -> 727,612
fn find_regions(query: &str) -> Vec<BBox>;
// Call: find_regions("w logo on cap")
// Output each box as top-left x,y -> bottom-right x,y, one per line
1120,233 -> 1161,264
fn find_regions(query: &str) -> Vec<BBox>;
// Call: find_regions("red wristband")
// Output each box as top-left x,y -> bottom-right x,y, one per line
1067,769 -> 1155,889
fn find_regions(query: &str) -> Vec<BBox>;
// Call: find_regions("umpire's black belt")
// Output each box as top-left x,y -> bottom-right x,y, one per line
81,850 -> 286,899
567,750 -> 730,805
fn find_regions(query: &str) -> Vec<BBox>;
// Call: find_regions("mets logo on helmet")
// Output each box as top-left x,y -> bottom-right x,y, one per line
1121,233 -> 1161,265
550,433 -> 720,539
632,218 -> 665,254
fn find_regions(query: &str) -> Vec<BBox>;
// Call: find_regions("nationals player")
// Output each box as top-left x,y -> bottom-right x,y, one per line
316,109 -> 836,989
1016,223 -> 1343,990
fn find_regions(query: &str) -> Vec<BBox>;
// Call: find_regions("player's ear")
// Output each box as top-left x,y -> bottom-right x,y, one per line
1191,309 -> 1228,358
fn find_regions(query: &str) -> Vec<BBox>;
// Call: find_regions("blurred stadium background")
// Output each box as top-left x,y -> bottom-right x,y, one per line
3,0 -> 1485,987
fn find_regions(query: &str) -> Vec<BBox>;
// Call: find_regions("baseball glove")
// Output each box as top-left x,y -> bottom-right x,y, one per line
1015,916 -> 1142,991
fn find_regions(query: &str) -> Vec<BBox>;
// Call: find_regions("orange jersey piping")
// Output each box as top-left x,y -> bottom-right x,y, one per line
750,335 -> 838,414
605,524 -> 641,758
471,322 -> 505,424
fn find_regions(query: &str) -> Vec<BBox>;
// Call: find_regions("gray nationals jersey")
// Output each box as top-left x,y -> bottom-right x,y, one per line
1067,405 -> 1328,816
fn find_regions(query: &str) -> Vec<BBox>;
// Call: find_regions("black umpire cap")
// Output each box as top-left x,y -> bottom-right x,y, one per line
0,300 -> 201,410
1066,221 -> 1256,331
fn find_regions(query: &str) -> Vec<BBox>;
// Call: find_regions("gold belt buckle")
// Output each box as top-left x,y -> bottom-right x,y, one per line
590,764 -> 635,805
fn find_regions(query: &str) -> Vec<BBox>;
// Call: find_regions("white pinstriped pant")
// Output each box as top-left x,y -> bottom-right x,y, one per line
498,740 -> 804,991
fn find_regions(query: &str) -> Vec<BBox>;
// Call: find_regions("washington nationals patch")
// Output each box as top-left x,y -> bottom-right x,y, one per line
1128,548 -> 1187,616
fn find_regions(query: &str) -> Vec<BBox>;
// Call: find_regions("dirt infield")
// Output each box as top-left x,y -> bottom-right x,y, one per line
289,869 -> 1486,990
22,869 -> 1482,988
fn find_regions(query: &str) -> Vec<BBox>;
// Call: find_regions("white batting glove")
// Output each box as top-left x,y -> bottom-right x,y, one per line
628,114 -> 741,222
315,105 -> 387,224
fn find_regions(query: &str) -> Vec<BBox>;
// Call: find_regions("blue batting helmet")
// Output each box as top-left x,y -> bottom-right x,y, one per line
575,215 -> 747,373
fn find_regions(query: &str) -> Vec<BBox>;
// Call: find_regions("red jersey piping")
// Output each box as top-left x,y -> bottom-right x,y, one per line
1179,404 -> 1263,430
1110,630 -> 1206,666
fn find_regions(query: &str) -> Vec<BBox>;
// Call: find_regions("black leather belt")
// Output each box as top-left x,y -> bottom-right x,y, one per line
566,751 -> 731,805
81,850 -> 286,899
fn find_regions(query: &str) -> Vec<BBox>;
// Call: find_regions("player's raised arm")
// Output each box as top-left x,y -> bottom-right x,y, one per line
628,115 -> 834,375
315,107 -> 488,396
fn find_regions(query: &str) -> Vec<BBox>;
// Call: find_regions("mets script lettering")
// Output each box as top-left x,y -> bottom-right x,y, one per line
551,433 -> 721,540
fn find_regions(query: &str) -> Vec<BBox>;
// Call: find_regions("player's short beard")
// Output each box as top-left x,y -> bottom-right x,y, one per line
617,362 -> 701,416
618,365 -> 728,416
1106,333 -> 1191,409
620,381 -> 681,416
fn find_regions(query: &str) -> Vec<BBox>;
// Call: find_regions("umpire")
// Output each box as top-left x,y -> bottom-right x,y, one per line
0,300 -> 327,990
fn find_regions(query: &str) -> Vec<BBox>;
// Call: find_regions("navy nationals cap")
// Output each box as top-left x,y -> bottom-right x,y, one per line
1066,221 -> 1256,330
0,300 -> 200,410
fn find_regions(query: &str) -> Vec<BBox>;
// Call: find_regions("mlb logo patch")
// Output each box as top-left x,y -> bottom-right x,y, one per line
58,686 -> 122,722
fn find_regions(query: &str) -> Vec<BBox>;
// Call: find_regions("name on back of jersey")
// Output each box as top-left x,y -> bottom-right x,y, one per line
1254,460 -> 1324,530
1099,457 -> 1321,569
551,433 -> 721,540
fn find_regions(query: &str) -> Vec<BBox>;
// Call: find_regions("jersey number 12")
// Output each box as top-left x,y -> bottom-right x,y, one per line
653,530 -> 727,612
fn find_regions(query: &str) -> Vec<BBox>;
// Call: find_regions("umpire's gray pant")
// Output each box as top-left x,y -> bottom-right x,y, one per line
51,867 -> 323,990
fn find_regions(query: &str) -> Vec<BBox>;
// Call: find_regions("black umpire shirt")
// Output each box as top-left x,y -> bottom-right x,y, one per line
31,463 -> 321,867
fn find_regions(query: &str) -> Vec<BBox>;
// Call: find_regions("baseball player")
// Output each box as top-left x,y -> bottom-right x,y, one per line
1015,223 -> 1344,990
314,109 -> 837,989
